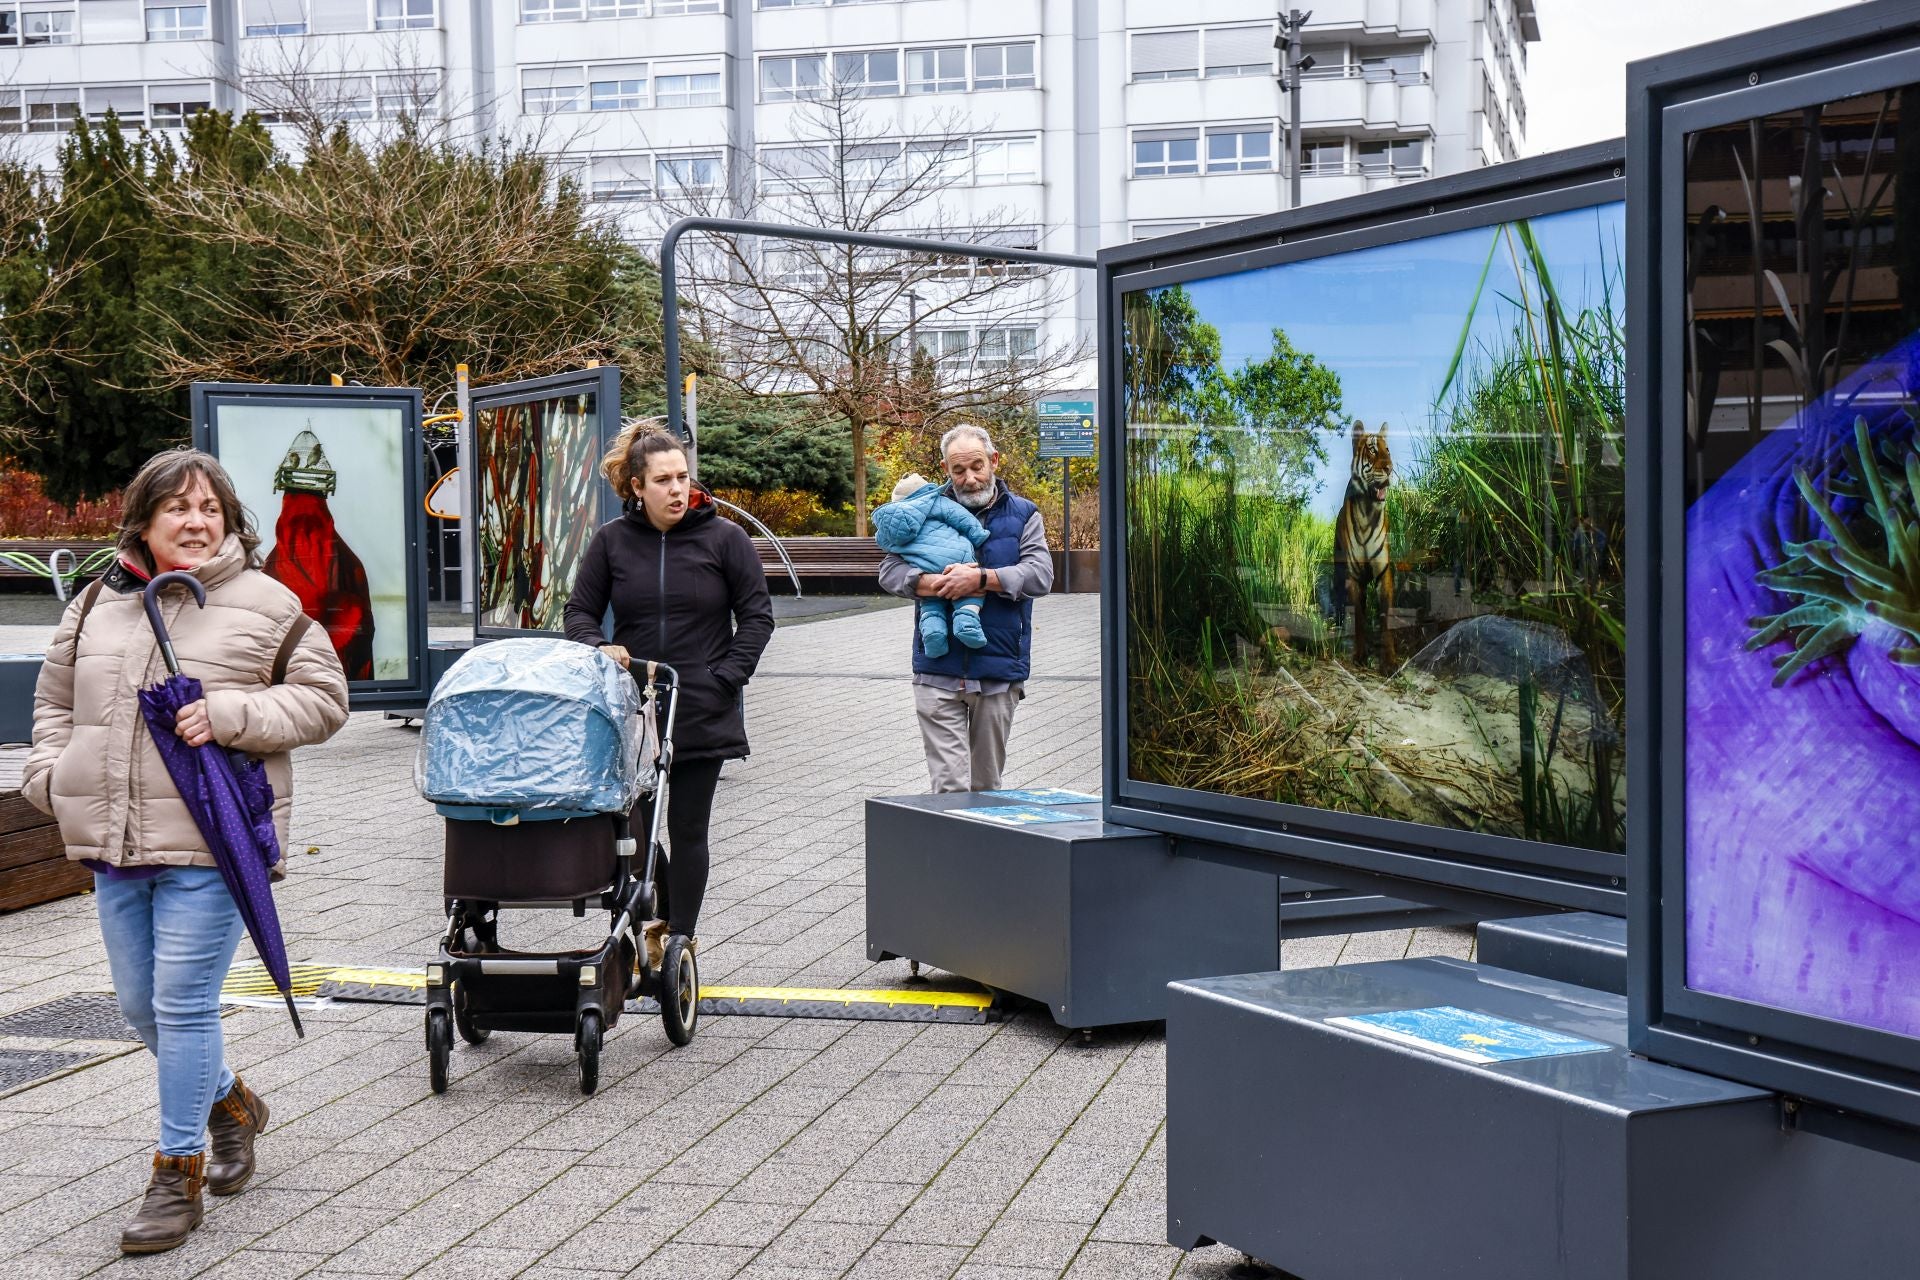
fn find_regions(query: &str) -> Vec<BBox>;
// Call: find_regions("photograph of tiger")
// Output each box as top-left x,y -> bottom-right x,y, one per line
1334,421 -> 1395,670
1122,200 -> 1627,852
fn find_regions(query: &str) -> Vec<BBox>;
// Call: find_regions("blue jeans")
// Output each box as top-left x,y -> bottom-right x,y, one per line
96,867 -> 245,1156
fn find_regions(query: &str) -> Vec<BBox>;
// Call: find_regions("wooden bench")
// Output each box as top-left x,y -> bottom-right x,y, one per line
0,750 -> 87,913
0,540 -> 115,593
751,536 -> 889,585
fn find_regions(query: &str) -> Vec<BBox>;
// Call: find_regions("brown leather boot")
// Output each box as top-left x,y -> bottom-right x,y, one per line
120,1152 -> 205,1254
206,1077 -> 269,1196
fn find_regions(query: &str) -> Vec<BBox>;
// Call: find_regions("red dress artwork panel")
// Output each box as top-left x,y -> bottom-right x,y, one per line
262,430 -> 376,680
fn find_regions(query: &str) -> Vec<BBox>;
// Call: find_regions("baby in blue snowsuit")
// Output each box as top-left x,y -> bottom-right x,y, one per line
873,472 -> 988,658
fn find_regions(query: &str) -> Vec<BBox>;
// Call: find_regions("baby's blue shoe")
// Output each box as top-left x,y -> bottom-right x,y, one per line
920,608 -> 951,658
952,604 -> 987,649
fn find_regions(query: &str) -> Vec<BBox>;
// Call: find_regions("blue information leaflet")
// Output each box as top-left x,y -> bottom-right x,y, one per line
1037,400 -> 1096,460
951,804 -> 1098,828
1326,1006 -> 1611,1065
981,788 -> 1100,805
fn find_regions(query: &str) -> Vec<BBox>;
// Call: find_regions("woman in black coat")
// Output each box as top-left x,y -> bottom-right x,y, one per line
564,425 -> 774,959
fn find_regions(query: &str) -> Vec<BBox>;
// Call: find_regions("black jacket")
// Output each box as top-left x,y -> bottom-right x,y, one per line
563,490 -> 775,761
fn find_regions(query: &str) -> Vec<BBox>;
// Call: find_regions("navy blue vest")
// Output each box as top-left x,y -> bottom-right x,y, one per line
912,485 -> 1037,683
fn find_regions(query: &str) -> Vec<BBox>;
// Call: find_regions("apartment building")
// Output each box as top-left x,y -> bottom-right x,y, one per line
0,0 -> 1536,362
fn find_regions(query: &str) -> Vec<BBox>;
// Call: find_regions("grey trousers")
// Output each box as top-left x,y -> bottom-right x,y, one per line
913,683 -> 1022,793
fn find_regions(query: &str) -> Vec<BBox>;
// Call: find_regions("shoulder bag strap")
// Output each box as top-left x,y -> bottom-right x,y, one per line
270,613 -> 315,686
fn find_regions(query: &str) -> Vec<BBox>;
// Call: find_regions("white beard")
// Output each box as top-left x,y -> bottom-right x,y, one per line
954,479 -> 998,511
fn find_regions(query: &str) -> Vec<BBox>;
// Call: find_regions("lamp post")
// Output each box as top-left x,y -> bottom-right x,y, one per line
1276,9 -> 1316,210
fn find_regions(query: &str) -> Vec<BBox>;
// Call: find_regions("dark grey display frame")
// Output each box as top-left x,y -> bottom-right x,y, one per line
1096,143 -> 1630,915
191,381 -> 430,711
1628,0 -> 1920,1132
466,365 -> 623,640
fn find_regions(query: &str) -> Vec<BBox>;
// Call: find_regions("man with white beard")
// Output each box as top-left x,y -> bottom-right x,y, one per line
876,424 -> 1054,792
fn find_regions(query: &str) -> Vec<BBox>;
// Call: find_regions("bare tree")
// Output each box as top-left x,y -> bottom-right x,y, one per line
139,126 -> 659,405
653,81 -> 1086,534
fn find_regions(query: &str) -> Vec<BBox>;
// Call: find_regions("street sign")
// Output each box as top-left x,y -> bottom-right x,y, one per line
1037,399 -> 1096,459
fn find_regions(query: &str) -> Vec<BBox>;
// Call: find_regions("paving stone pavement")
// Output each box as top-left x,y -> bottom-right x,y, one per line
0,593 -> 1473,1278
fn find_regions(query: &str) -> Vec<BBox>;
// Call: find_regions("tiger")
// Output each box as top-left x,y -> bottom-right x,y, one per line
1334,420 -> 1395,669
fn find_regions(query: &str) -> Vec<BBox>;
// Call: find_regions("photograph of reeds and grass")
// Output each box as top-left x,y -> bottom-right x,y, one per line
1123,200 -> 1627,852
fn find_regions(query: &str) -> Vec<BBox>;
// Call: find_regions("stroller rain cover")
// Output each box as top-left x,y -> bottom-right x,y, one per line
418,638 -> 651,816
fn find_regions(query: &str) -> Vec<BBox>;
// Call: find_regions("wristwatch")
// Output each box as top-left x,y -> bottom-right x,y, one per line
978,568 -> 988,592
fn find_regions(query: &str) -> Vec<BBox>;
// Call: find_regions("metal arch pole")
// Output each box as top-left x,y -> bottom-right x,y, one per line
710,495 -> 805,600
659,216 -> 1097,440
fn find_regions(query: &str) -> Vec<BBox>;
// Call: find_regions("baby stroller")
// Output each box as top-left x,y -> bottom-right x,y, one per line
416,639 -> 698,1095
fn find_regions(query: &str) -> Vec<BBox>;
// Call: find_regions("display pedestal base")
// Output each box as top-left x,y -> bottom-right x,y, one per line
865,795 -> 1456,1029
1476,910 -> 1628,994
1166,958 -> 1920,1279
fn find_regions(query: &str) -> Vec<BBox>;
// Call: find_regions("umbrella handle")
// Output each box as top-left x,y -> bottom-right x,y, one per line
143,571 -> 207,677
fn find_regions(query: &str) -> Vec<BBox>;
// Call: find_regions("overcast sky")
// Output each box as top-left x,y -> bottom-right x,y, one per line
1526,0 -> 1867,156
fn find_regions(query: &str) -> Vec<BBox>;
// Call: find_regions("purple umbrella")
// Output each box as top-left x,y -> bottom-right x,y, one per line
136,571 -> 305,1038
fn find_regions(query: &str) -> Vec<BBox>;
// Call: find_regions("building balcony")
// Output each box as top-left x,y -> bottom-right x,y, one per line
1296,67 -> 1431,131
1297,161 -> 1429,203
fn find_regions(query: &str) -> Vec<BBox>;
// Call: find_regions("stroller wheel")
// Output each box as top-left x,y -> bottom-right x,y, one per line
453,983 -> 489,1046
426,1008 -> 452,1094
577,1009 -> 603,1096
661,936 -> 699,1047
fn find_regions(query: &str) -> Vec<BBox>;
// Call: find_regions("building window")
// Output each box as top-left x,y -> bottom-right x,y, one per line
1132,29 -> 1198,81
586,0 -> 644,14
19,2 -> 77,44
589,153 -> 651,201
832,49 -> 899,97
145,4 -> 207,39
1204,26 -> 1272,78
973,136 -> 1037,185
977,327 -> 1038,368
1302,139 -> 1346,174
842,141 -> 900,187
25,86 -> 80,131
906,139 -> 968,184
1358,50 -> 1425,85
657,152 -> 722,192
1357,137 -> 1425,176
759,0 -> 826,7
241,0 -> 304,35
375,72 -> 435,118
375,0 -> 435,30
971,225 -> 1042,278
149,83 -> 213,128
655,71 -> 722,107
760,144 -> 831,190
915,329 -> 971,374
1135,25 -> 1275,81
589,64 -> 648,111
906,46 -> 965,95
654,0 -> 722,11
972,43 -> 1034,91
1133,128 -> 1199,178
761,54 -> 825,101
1206,125 -> 1272,173
521,0 -> 583,19
83,85 -> 144,128
1132,221 -> 1205,240
522,66 -> 586,114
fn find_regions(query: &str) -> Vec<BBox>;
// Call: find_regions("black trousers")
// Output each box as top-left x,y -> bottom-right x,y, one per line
632,756 -> 724,937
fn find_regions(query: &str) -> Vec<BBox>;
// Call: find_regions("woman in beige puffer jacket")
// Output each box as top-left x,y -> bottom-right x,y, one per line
24,448 -> 348,1256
